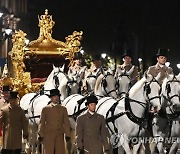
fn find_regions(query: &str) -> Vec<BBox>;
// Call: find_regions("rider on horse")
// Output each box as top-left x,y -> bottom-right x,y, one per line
115,49 -> 138,86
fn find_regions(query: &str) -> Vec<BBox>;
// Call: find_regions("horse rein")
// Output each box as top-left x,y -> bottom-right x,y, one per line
101,73 -> 117,97
161,77 -> 180,119
116,73 -> 131,97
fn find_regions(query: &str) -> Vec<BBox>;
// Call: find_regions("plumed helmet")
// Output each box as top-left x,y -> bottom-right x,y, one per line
85,95 -> 98,106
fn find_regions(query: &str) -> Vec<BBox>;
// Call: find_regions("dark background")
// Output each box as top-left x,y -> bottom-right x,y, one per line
25,0 -> 180,74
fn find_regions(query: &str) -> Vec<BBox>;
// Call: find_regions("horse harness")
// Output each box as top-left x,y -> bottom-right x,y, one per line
105,79 -> 161,135
68,95 -> 88,121
27,69 -> 64,124
156,76 -> 180,138
116,73 -> 132,97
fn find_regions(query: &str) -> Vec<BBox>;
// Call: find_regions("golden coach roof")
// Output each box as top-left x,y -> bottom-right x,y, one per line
25,9 -> 82,56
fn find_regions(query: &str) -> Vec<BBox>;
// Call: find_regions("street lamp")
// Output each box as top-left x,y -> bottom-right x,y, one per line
177,63 -> 180,70
165,62 -> 170,67
101,53 -> 107,59
0,12 -> 3,18
25,39 -> 30,45
138,58 -> 143,79
80,49 -> 84,55
138,58 -> 142,62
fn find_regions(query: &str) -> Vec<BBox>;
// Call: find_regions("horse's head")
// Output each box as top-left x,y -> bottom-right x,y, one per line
143,73 -> 161,113
67,73 -> 82,95
84,72 -> 97,93
116,71 -> 131,98
95,69 -> 117,98
115,66 -> 135,98
161,74 -> 180,112
43,65 -> 68,100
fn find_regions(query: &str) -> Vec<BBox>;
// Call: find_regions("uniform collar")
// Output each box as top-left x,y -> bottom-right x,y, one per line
86,111 -> 97,118
88,110 -> 95,115
122,63 -> 132,68
8,103 -> 18,109
156,63 -> 167,69
50,102 -> 60,107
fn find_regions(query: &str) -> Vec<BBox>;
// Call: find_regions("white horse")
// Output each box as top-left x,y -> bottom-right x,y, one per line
63,73 -> 161,154
20,65 -> 80,153
115,66 -> 135,97
152,74 -> 180,154
83,73 -> 97,94
95,73 -> 161,154
115,69 -> 132,98
63,70 -> 118,129
94,70 -> 117,99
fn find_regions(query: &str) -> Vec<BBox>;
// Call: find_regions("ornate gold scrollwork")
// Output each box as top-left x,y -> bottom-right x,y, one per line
2,9 -> 83,97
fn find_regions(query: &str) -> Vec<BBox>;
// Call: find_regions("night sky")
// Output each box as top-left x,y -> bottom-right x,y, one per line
26,0 -> 180,73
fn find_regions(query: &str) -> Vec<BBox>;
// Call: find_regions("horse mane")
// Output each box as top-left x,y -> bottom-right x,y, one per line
129,77 -> 146,97
94,74 -> 103,92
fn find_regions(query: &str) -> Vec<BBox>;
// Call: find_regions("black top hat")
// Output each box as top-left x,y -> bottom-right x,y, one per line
49,89 -> 61,97
92,54 -> 102,61
9,91 -> 18,99
156,48 -> 169,57
122,49 -> 133,58
2,85 -> 10,92
74,52 -> 82,60
85,95 -> 98,106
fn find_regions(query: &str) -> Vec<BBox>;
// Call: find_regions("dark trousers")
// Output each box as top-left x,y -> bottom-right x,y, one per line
1,149 -> 21,154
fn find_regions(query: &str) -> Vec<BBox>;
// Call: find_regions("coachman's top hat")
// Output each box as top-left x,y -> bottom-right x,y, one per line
85,95 -> 98,106
122,49 -> 133,58
49,89 -> 61,97
156,48 -> 169,57
74,52 -> 82,60
2,85 -> 10,92
9,91 -> 18,99
92,54 -> 102,61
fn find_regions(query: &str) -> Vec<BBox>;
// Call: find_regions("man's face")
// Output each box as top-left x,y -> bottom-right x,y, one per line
157,56 -> 167,65
51,95 -> 60,104
74,59 -> 81,65
123,56 -> 132,65
88,103 -> 96,112
9,98 -> 18,106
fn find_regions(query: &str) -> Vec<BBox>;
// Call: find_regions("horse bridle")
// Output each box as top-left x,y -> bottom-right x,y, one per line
105,78 -> 162,134
85,75 -> 97,92
53,68 -> 63,89
28,68 -> 65,124
66,78 -> 80,96
144,78 -> 162,107
163,76 -> 180,107
116,73 -> 131,96
101,72 -> 117,97
161,76 -> 180,119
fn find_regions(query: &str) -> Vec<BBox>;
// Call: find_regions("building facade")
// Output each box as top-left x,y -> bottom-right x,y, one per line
0,0 -> 28,76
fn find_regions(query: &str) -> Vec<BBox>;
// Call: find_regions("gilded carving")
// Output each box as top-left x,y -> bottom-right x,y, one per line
3,9 -> 83,97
